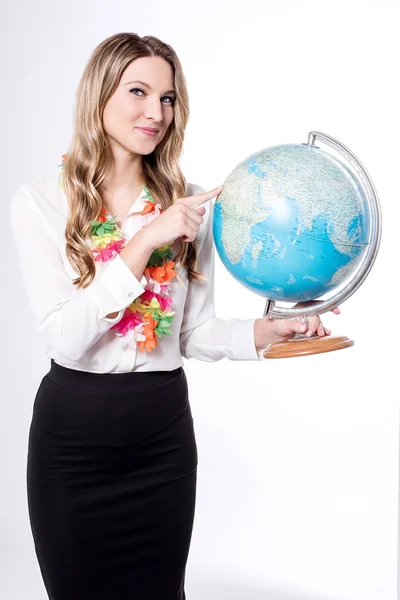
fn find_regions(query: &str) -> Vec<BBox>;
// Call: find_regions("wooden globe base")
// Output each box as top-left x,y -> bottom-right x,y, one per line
263,335 -> 354,359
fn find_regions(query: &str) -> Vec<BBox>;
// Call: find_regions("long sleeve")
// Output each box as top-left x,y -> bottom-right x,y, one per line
179,195 -> 267,362
9,185 -> 146,362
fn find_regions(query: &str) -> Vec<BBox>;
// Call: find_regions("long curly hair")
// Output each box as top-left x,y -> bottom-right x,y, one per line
63,32 -> 203,289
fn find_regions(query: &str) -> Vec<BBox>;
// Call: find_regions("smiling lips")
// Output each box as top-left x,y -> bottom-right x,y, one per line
136,127 -> 158,136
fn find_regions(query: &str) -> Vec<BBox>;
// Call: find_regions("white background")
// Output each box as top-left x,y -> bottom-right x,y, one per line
1,1 -> 399,599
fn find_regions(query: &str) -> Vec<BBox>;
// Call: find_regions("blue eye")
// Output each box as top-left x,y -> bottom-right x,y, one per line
130,88 -> 145,97
129,88 -> 174,105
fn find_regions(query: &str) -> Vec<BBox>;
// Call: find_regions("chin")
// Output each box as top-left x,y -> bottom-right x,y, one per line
136,144 -> 159,156
120,141 -> 158,156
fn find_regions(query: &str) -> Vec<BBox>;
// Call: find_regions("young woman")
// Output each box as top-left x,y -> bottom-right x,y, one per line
10,32 -> 334,600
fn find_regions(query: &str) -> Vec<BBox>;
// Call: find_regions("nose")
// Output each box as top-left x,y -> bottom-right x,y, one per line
143,96 -> 164,124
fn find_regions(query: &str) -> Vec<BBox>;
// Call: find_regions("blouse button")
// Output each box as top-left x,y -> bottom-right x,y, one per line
128,292 -> 134,298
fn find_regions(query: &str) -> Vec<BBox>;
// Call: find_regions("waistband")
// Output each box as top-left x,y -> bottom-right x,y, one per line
47,359 -> 183,392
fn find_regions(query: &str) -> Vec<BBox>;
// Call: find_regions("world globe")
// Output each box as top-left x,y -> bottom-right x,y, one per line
212,131 -> 381,357
213,141 -> 370,304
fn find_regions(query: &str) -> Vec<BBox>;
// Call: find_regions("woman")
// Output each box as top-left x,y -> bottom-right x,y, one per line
10,32 -> 335,600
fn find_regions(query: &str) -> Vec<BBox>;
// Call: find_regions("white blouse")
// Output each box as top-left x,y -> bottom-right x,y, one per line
9,172 -> 267,373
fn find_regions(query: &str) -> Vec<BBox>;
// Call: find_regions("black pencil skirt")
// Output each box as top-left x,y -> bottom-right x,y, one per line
27,359 -> 198,600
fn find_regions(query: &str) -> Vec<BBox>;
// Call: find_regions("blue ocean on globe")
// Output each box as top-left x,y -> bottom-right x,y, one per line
213,143 -> 370,302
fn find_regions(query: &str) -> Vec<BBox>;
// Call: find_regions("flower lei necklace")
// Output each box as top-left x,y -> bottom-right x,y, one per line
59,155 -> 177,353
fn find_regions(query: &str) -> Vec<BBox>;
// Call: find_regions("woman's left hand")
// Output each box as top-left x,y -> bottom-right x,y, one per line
293,301 -> 340,338
253,302 -> 340,350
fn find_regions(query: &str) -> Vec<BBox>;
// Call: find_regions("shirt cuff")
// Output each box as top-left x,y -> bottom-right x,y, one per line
231,318 -> 267,361
87,254 -> 147,321
101,308 -> 126,324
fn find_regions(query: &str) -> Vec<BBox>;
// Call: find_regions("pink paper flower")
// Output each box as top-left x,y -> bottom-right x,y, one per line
140,290 -> 173,312
111,310 -> 143,336
92,239 -> 125,262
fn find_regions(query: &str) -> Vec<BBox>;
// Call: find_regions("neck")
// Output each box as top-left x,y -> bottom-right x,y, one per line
103,146 -> 144,193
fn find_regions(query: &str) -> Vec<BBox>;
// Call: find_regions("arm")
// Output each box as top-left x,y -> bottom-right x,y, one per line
9,185 -> 151,362
179,195 -> 267,362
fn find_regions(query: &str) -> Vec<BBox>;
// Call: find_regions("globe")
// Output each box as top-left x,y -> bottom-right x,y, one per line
213,142 -> 371,304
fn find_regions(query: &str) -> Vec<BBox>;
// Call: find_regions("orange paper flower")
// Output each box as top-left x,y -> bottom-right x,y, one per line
146,261 -> 176,284
137,316 -> 158,352
142,200 -> 156,216
97,206 -> 109,224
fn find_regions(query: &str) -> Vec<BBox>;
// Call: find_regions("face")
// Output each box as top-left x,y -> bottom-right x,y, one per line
103,56 -> 176,158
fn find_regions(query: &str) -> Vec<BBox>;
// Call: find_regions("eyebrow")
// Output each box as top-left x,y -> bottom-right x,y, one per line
124,80 -> 176,95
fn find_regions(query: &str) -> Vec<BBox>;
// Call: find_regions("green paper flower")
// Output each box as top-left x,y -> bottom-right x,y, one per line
142,185 -> 155,203
91,217 -> 119,237
155,324 -> 172,337
147,247 -> 174,268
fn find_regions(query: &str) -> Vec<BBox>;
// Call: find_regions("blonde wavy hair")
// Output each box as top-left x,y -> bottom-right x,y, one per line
63,32 -> 204,289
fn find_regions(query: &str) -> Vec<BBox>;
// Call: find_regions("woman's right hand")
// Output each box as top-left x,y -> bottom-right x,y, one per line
141,186 -> 224,250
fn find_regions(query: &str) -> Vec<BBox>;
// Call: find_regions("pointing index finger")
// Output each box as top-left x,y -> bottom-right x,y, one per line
182,186 -> 224,209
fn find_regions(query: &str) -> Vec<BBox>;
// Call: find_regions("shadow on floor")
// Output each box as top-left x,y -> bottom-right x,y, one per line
186,574 -> 343,600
